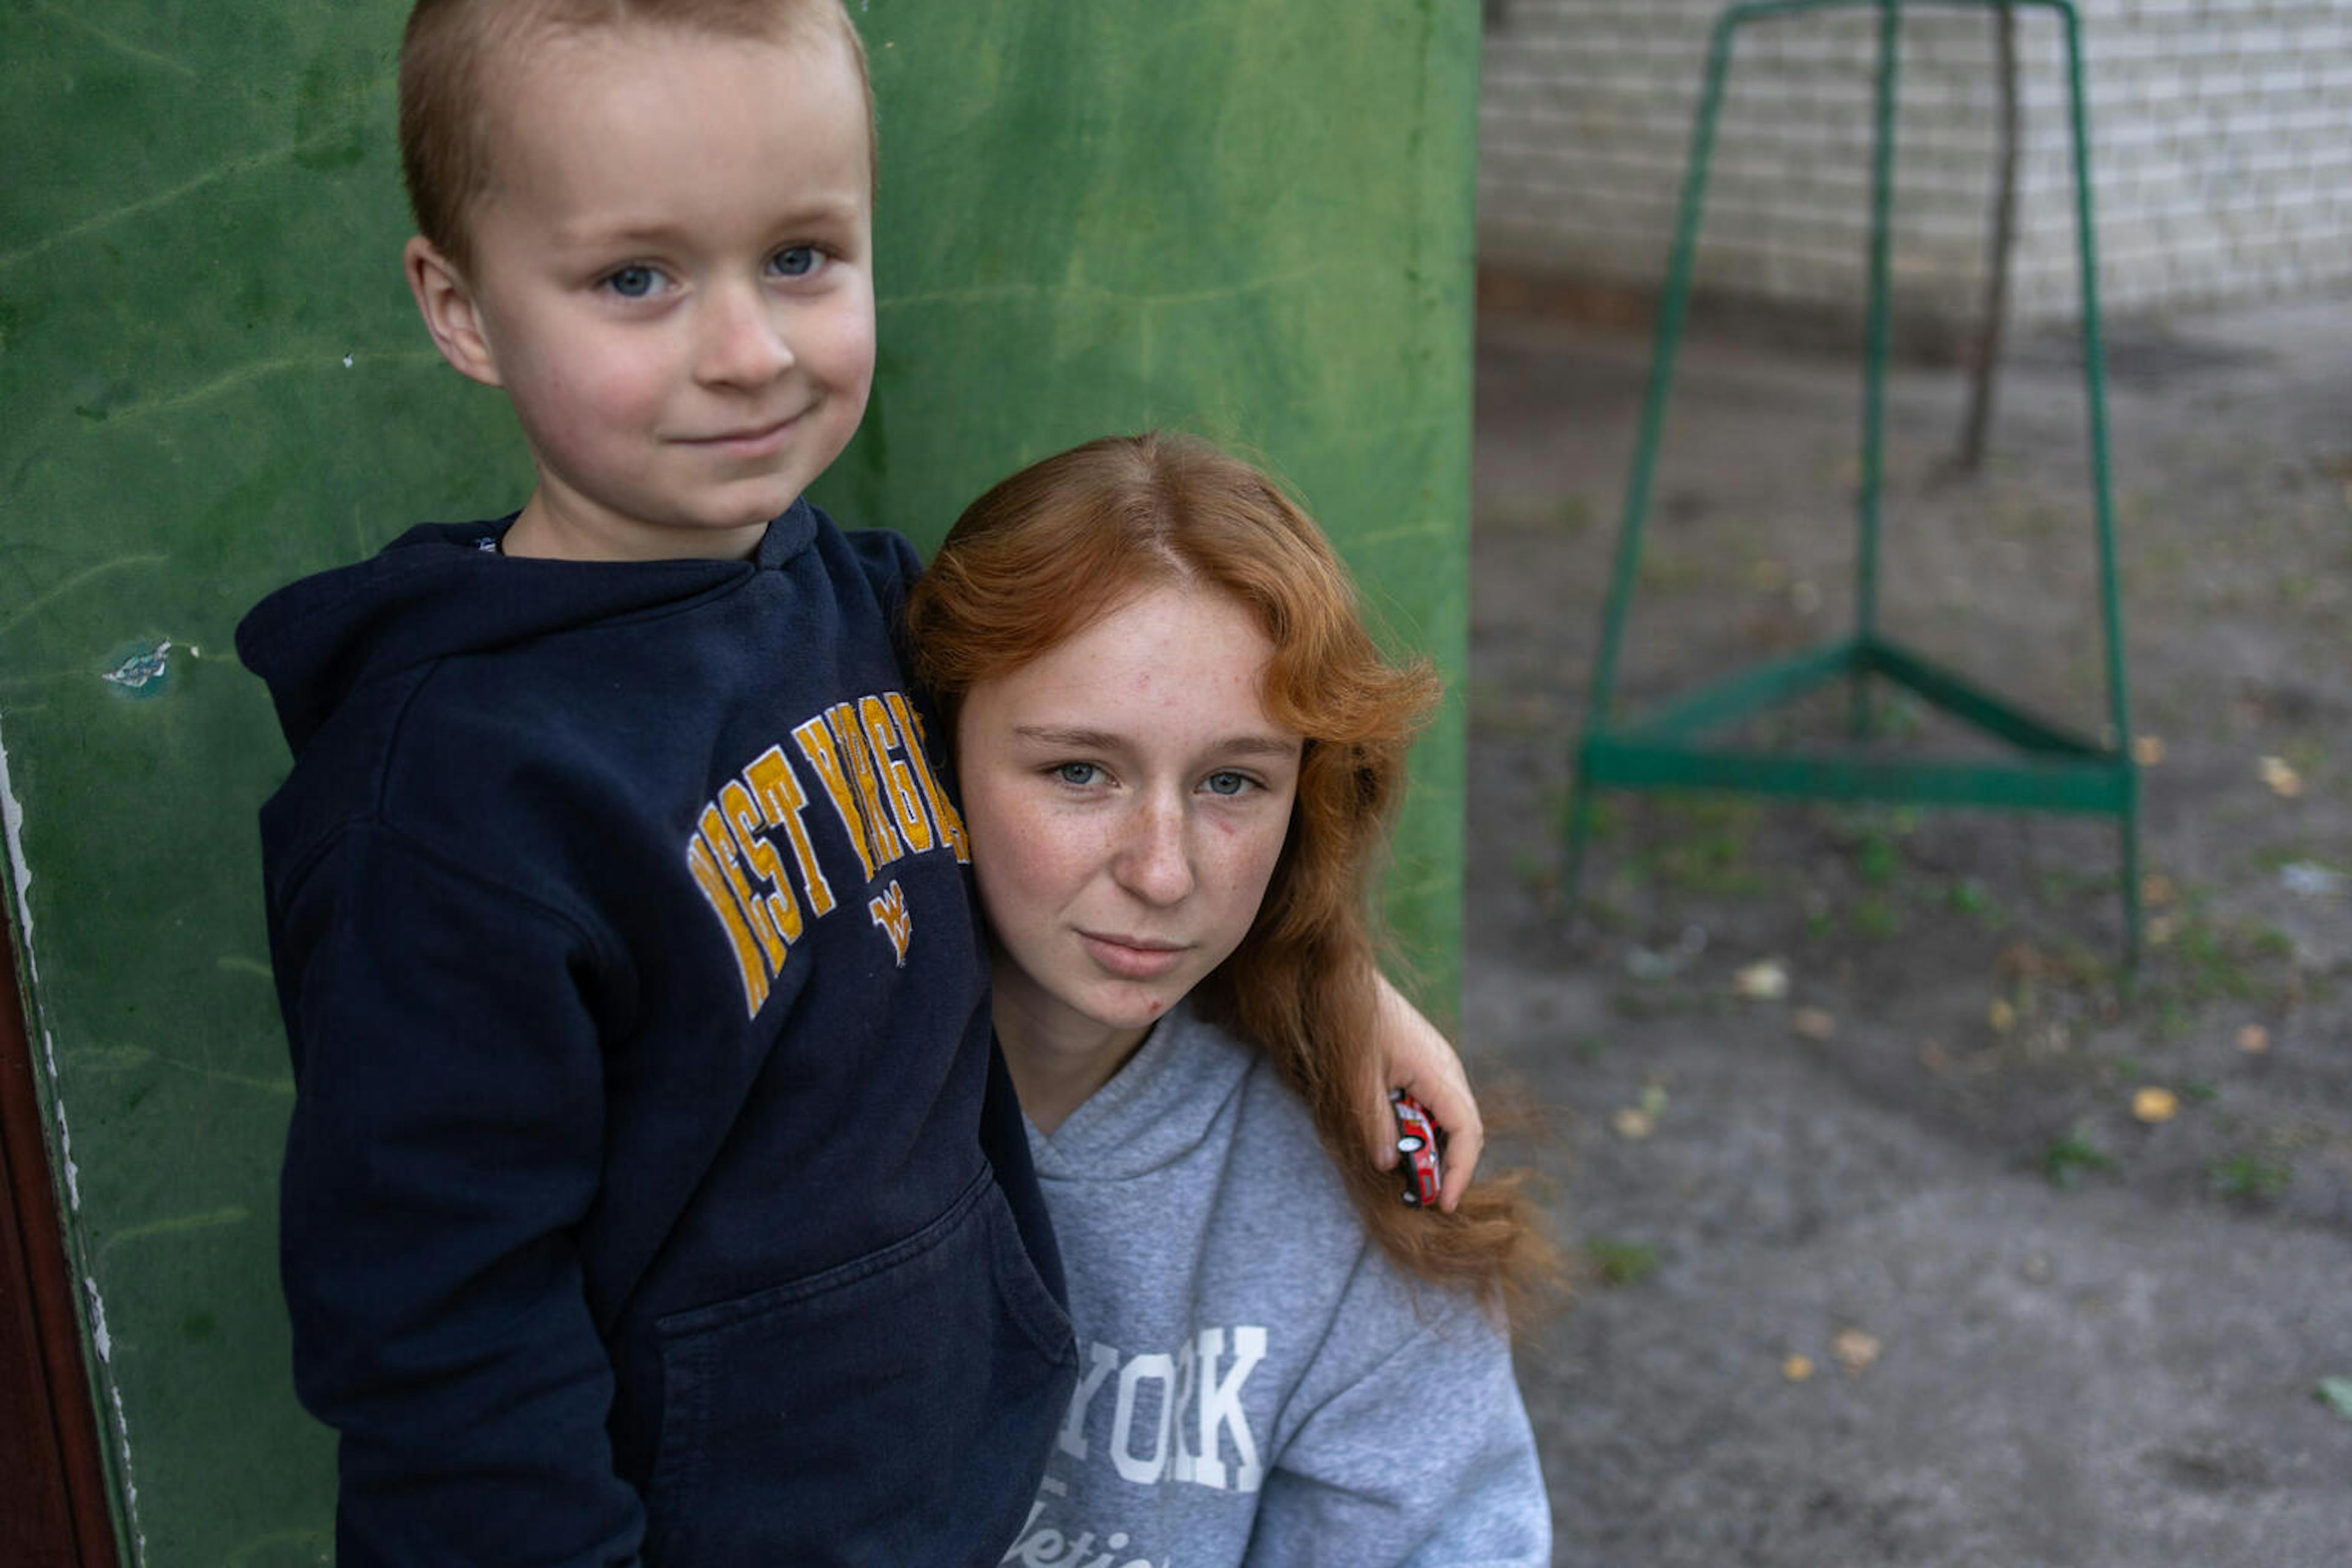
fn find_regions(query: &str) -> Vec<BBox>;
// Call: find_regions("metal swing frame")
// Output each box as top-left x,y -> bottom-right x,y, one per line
1561,0 -> 2141,970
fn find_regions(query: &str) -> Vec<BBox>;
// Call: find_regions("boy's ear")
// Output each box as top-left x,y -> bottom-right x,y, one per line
404,235 -> 503,388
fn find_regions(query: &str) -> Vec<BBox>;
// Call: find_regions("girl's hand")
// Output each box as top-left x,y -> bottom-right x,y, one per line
1365,971 -> 1483,1210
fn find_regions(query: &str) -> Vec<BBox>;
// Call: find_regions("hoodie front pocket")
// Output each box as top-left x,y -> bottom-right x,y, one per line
643,1168 -> 1076,1566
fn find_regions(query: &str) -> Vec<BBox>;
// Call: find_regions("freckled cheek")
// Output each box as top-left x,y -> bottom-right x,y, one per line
992,808 -> 1098,907
1202,827 -> 1289,904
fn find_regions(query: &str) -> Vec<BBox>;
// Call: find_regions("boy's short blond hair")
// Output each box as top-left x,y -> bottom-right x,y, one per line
399,0 -> 873,274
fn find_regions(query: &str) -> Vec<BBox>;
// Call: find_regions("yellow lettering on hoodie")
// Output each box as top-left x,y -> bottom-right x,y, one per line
686,831 -> 769,1017
700,804 -> 784,978
745,744 -> 836,919
862,695 -> 935,854
793,715 -> 878,883
720,779 -> 802,946
890,695 -> 970,864
828,701 -> 904,870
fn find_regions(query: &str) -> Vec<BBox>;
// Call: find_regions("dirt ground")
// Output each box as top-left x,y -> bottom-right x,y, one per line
1464,293 -> 2352,1566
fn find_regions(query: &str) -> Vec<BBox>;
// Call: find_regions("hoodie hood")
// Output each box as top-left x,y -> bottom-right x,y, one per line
1024,1000 -> 1254,1182
236,504 -> 818,755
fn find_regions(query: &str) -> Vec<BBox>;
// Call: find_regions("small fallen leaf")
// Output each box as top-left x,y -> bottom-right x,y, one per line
2317,1377 -> 2352,1420
1792,1007 -> 1836,1041
1732,959 -> 1790,1001
1988,998 -> 2017,1035
2258,756 -> 2305,798
2140,872 -> 2174,907
1610,1107 -> 1656,1140
2132,735 -> 2165,766
2236,1023 -> 2271,1054
1918,1041 -> 1951,1074
1637,1083 -> 1670,1118
2132,1086 -> 2179,1124
2147,914 -> 2176,946
1832,1328 -> 1880,1374
1782,1354 -> 1816,1383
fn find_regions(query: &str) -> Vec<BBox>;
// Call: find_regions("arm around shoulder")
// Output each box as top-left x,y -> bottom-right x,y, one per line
1363,969 -> 1486,1207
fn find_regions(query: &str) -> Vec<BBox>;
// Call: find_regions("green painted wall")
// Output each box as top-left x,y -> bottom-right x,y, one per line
0,2 -> 1476,1559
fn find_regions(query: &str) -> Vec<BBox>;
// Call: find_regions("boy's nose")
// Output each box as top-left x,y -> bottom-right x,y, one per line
695,281 -> 794,387
1112,799 -> 1194,907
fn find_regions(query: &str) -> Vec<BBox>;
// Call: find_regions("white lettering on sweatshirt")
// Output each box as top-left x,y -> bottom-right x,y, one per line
1052,1328 -> 1266,1493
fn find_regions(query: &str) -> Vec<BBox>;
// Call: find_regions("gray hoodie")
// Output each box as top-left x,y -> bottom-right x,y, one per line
1009,1002 -> 1550,1568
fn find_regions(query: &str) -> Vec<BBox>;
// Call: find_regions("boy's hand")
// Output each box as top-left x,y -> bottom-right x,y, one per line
1365,971 -> 1483,1211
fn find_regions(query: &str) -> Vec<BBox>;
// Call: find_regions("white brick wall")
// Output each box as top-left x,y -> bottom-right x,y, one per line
1479,0 -> 2352,326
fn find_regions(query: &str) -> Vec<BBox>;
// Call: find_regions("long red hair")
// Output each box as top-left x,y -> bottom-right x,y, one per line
907,432 -> 1553,1325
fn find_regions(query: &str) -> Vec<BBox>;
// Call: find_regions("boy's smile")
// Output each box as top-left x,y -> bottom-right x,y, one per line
407,23 -> 875,562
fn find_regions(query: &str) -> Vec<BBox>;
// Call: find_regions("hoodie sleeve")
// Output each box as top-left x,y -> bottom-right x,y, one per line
272,822 -> 644,1568
1241,1287 -> 1551,1568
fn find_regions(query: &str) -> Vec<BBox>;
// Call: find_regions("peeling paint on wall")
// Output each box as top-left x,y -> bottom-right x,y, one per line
1,713 -> 35,972
5,712 -> 145,1559
101,639 -> 174,696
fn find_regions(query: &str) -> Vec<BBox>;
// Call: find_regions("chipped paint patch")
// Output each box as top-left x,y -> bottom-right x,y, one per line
86,1283 -> 146,1556
109,1382 -> 146,1558
8,717 -> 137,1557
85,1278 -> 112,1361
52,1062 -> 79,1208
1,715 -> 77,1212
0,711 -> 32,967
102,639 -> 173,696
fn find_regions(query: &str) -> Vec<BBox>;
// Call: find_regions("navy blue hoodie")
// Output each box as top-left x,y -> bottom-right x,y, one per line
238,502 -> 1076,1567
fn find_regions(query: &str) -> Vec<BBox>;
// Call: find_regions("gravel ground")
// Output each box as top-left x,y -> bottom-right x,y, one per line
1464,293 -> 2352,1566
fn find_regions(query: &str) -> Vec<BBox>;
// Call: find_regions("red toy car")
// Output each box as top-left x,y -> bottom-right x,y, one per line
1390,1090 -> 1444,1207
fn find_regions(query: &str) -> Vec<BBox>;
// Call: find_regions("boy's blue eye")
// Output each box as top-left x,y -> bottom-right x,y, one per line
1203,771 -> 1252,797
1054,762 -> 1100,786
772,246 -> 821,279
606,265 -> 659,298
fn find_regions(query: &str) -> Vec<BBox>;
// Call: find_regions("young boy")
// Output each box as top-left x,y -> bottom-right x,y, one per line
238,2 -> 1478,1562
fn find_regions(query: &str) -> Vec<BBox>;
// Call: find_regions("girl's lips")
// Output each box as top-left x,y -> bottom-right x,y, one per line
1079,932 -> 1189,980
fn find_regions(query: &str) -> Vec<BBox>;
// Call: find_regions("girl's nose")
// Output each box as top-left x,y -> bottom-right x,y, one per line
1114,797 -> 1194,906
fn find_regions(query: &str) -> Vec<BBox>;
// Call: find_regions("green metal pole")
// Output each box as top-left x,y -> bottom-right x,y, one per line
1564,10 -> 1746,908
1564,0 -> 2138,978
2056,1 -> 2142,974
1852,0 -> 1901,737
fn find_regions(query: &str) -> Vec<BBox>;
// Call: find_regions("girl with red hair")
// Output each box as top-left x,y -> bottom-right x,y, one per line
908,432 -> 1553,1565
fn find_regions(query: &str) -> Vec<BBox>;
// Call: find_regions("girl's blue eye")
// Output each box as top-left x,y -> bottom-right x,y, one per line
606,265 -> 658,298
1203,771 -> 1252,797
772,246 -> 820,279
1054,762 -> 1100,786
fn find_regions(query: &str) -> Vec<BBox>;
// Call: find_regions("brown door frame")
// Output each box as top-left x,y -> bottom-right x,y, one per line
0,930 -> 119,1567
